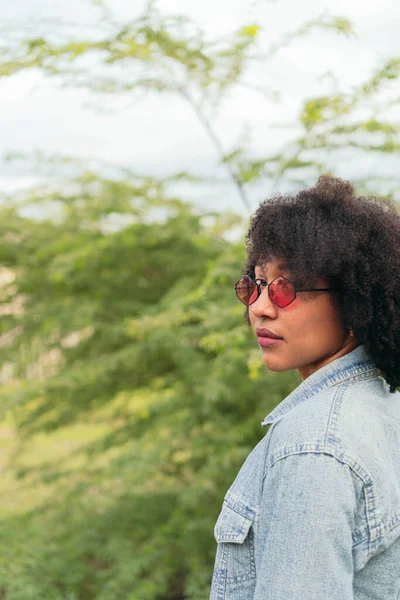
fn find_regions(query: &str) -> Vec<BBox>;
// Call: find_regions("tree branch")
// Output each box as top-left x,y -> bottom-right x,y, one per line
180,89 -> 251,213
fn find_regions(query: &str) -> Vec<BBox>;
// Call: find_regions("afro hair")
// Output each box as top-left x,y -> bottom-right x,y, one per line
245,175 -> 400,392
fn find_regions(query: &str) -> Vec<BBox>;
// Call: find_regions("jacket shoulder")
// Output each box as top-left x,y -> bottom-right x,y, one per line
265,385 -> 340,465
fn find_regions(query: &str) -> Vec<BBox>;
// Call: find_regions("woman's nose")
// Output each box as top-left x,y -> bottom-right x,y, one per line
249,285 -> 278,319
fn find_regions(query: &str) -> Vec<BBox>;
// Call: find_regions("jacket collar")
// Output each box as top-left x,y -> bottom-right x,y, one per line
261,345 -> 377,427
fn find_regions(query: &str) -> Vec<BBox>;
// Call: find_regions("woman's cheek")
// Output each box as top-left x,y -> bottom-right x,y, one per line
283,298 -> 301,311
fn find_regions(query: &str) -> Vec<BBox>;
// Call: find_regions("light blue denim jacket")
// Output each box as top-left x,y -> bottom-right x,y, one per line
210,346 -> 400,599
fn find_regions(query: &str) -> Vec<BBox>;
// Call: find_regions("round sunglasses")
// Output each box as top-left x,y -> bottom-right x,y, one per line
235,275 -> 332,308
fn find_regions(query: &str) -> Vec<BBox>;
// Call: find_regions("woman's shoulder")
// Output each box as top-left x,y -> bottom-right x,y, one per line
264,375 -> 399,471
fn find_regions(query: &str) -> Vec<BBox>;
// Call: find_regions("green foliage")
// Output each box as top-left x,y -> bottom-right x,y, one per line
4,3 -> 398,202
0,7 -> 256,95
239,24 -> 261,38
0,174 -> 300,598
300,95 -> 350,130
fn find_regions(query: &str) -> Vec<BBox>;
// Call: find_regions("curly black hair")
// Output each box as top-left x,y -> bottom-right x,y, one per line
245,175 -> 400,392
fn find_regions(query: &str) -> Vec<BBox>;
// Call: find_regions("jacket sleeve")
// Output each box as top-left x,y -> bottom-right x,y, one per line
255,451 -> 357,600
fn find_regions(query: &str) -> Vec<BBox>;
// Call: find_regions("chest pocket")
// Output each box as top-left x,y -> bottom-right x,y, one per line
212,502 -> 256,598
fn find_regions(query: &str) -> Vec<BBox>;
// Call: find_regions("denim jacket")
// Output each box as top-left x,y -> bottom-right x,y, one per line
210,346 -> 400,599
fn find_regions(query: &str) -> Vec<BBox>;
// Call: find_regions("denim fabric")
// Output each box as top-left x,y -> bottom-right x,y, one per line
210,346 -> 400,599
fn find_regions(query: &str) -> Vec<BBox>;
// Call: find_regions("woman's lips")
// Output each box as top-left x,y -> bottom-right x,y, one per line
255,327 -> 284,347
257,336 -> 283,347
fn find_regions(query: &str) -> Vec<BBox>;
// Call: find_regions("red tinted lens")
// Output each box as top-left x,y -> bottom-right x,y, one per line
269,277 -> 295,307
235,276 -> 259,305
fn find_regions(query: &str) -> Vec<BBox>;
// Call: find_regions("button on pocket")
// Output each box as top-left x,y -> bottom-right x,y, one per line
212,502 -> 256,597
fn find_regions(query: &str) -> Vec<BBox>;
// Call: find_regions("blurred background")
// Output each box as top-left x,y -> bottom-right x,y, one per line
0,0 -> 399,598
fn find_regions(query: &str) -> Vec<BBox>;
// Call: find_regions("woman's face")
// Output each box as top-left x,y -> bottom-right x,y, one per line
248,259 -> 359,380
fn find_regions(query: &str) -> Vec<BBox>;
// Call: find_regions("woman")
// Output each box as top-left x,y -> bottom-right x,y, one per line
209,175 -> 400,599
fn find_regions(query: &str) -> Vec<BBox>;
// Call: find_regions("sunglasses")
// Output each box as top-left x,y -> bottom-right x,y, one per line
235,275 -> 331,308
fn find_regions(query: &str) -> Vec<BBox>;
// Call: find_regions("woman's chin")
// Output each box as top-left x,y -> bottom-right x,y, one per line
261,356 -> 293,372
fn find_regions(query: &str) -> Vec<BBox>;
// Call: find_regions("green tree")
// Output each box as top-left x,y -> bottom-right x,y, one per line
1,3 -> 400,200
0,166 -> 298,599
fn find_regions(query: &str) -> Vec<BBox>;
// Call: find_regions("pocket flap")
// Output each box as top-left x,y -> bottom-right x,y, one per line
214,503 -> 253,544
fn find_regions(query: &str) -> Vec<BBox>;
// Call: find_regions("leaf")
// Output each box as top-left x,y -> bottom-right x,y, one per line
300,95 -> 349,129
330,17 -> 355,38
239,24 -> 261,38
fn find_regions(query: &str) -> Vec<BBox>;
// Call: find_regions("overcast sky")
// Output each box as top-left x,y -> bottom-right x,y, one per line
1,0 -> 399,212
